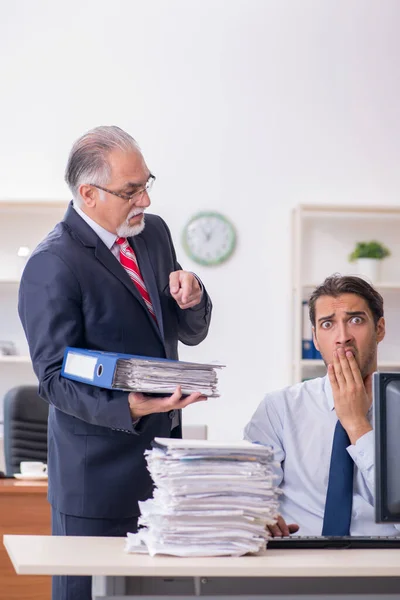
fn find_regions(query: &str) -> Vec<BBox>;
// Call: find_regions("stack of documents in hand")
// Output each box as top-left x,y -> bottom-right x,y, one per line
61,347 -> 224,397
125,438 -> 279,557
113,357 -> 222,397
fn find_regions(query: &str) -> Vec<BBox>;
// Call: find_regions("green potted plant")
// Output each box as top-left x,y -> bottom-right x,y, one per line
348,240 -> 391,282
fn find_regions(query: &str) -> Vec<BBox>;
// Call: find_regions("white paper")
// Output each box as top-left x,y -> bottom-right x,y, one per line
125,439 -> 279,557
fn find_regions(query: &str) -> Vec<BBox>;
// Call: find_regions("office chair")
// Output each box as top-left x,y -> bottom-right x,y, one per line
3,386 -> 49,476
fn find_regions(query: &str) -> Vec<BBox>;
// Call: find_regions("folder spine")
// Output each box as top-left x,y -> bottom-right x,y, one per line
61,347 -> 118,389
301,300 -> 314,359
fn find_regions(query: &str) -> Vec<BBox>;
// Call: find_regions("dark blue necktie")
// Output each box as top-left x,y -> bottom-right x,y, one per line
322,420 -> 354,536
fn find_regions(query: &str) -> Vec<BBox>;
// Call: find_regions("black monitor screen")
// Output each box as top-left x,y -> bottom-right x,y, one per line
374,372 -> 400,523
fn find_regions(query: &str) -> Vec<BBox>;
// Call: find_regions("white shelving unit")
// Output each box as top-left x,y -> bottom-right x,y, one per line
0,355 -> 32,363
0,200 -> 67,429
292,204 -> 400,384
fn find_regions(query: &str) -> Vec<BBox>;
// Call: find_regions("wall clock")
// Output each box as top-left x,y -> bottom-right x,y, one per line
182,211 -> 236,266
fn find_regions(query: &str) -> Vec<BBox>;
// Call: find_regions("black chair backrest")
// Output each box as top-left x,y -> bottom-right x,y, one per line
3,386 -> 49,476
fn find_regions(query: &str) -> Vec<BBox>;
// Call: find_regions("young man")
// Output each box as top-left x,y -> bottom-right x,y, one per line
245,274 -> 400,537
18,126 -> 212,600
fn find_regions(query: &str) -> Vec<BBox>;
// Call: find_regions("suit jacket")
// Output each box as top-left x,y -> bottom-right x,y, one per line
18,203 -> 212,518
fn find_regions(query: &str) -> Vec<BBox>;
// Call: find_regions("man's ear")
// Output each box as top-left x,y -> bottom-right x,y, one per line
312,327 -> 319,351
78,184 -> 96,208
376,317 -> 386,343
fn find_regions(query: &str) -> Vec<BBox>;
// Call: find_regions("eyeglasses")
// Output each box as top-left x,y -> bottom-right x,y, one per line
89,174 -> 155,202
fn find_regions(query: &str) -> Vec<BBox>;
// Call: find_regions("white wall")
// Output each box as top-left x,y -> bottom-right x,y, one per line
1,0 -> 400,441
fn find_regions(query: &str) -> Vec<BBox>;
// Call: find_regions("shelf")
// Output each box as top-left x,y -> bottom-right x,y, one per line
300,205 -> 400,220
0,201 -> 68,404
0,279 -> 20,285
301,360 -> 400,369
299,204 -> 400,214
292,204 -> 400,384
300,282 -> 400,291
0,356 -> 31,364
0,200 -> 67,210
301,360 -> 325,367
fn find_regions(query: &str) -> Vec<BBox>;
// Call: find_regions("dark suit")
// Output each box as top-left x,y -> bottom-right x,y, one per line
18,202 -> 212,599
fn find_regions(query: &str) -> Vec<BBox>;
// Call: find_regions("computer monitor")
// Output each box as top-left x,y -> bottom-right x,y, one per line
374,372 -> 400,523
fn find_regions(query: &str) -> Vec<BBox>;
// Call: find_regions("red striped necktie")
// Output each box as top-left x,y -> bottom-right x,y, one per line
115,237 -> 157,322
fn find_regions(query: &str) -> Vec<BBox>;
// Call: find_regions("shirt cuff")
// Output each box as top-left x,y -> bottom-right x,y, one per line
189,273 -> 205,310
192,273 -> 203,295
347,429 -> 374,471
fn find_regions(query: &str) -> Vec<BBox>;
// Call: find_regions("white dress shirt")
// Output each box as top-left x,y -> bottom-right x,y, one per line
244,376 -> 400,536
73,203 -> 119,256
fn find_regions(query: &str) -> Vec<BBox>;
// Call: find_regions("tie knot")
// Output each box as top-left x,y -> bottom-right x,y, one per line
115,237 -> 127,245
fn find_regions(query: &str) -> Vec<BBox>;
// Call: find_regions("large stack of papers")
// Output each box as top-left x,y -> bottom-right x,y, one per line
61,348 -> 224,397
113,357 -> 223,397
125,438 -> 279,557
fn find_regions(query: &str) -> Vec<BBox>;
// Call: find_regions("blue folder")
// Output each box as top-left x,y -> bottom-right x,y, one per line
61,347 -> 220,394
61,347 -> 183,390
302,300 -> 314,359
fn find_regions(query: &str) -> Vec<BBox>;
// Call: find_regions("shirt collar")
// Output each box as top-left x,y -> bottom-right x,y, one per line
323,375 -> 335,411
73,203 -> 117,250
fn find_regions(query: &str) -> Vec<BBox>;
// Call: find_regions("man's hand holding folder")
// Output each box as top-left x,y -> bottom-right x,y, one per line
128,385 -> 207,420
61,348 -> 223,397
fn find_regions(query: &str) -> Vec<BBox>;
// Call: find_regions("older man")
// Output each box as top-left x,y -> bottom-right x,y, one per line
18,126 -> 212,600
245,275 -> 400,539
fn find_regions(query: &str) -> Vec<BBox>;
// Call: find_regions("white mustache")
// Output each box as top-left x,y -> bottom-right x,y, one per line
127,209 -> 144,220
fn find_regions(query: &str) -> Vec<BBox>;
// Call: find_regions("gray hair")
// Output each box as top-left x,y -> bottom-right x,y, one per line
65,125 -> 140,205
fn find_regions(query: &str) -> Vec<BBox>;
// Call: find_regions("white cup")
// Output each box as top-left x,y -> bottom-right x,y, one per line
19,461 -> 47,475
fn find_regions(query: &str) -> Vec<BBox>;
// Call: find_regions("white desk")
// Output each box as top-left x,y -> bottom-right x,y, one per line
4,535 -> 400,599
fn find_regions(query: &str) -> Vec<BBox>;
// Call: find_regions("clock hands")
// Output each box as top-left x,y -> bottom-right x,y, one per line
202,221 -> 214,242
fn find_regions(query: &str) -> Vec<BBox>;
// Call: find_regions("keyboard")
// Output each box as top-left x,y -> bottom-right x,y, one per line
267,536 -> 400,549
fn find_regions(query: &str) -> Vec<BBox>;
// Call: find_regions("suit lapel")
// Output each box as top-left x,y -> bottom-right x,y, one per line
63,203 -> 164,345
130,235 -> 165,340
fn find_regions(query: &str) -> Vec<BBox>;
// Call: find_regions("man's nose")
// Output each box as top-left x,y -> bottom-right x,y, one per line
135,190 -> 151,208
336,323 -> 353,345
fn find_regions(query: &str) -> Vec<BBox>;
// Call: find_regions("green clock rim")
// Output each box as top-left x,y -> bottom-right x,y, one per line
182,211 -> 237,266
